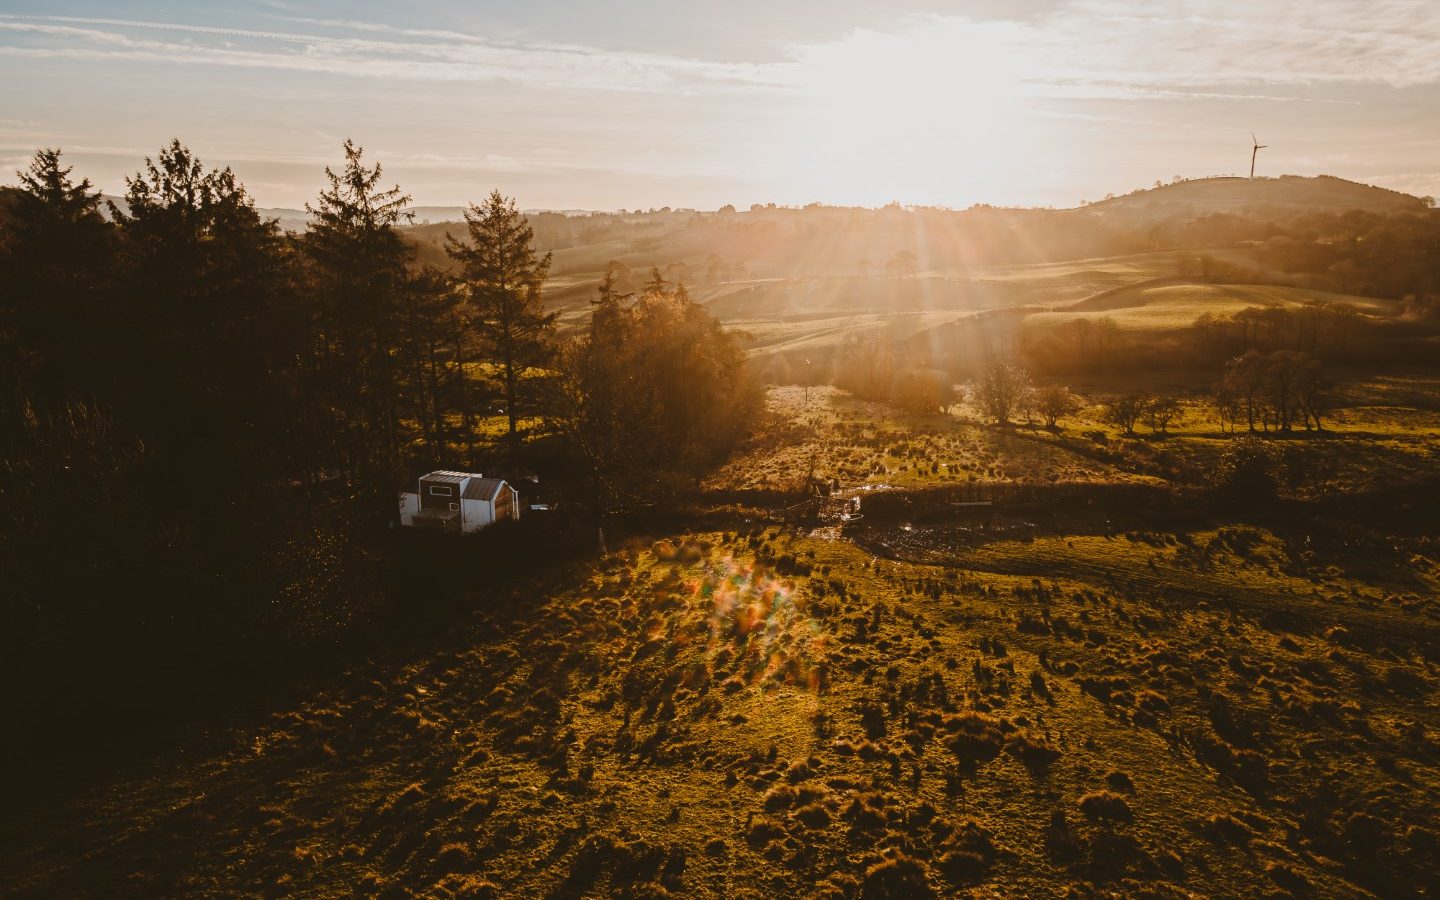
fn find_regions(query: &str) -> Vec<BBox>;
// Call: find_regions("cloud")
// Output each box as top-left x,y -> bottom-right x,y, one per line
1037,0 -> 1440,90
1365,171 -> 1440,198
0,15 -> 779,94
5,2 -> 1439,102
777,0 -> 1440,105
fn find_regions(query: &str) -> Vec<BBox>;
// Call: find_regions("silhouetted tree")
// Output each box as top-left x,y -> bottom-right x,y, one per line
110,139 -> 297,496
554,278 -> 757,522
447,191 -> 557,465
1216,350 -> 1330,433
0,149 -> 112,410
304,139 -> 415,504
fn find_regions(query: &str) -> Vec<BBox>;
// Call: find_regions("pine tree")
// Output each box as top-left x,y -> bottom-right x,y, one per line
303,140 -> 415,501
445,191 -> 556,465
109,140 -> 294,495
0,149 -> 112,409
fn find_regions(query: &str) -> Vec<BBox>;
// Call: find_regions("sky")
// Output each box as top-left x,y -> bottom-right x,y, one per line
2,0 -> 1440,211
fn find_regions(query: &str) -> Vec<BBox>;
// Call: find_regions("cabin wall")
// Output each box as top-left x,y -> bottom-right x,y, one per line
398,492 -> 420,525
419,479 -> 461,511
494,486 -> 517,522
461,499 -> 493,533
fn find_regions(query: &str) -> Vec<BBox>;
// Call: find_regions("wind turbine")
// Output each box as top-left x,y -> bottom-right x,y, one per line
1249,133 -> 1268,179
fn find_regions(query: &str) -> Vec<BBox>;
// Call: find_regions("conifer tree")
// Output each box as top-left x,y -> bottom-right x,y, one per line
304,140 -> 415,499
110,140 -> 293,495
445,191 -> 556,464
0,149 -> 111,408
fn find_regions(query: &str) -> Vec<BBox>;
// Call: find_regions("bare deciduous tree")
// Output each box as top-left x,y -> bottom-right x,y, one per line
1103,393 -> 1149,435
1034,385 -> 1083,429
976,360 -> 1031,425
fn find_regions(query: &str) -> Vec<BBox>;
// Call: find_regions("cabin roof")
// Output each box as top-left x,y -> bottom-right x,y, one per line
462,477 -> 507,501
420,470 -> 475,485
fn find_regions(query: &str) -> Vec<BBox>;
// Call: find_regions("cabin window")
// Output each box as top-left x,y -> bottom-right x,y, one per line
449,502 -> 459,511
428,485 -> 453,496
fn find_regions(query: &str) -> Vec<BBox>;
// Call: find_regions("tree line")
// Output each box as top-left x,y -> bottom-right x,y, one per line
0,142 -> 756,733
855,351 -> 1336,440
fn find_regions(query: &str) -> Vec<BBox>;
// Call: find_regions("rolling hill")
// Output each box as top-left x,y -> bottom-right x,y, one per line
1086,175 -> 1428,223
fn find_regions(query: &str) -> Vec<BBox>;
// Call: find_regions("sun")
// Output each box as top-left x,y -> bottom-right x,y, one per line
771,17 -> 1050,207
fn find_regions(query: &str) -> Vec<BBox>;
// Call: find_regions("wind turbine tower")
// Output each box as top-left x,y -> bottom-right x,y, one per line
1250,133 -> 1268,179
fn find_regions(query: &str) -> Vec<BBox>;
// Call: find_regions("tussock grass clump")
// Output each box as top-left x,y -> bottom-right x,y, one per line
429,874 -> 500,898
433,842 -> 472,872
1004,731 -> 1062,774
1202,812 -> 1251,846
745,818 -> 785,848
935,818 -> 999,885
1267,862 -> 1311,895
942,711 -> 1007,772
860,852 -> 934,899
1105,770 -> 1136,793
793,803 -> 831,829
762,784 -> 798,811
1078,790 -> 1134,824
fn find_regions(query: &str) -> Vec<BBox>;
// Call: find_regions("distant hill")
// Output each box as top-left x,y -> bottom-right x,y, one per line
1086,175 -> 1428,222
89,175 -> 1427,237
98,197 -> 582,232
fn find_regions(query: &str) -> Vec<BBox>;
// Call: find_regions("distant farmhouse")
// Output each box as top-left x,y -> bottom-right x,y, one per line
399,470 -> 520,534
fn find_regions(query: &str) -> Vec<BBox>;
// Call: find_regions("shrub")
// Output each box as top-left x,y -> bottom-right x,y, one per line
1213,434 -> 1285,503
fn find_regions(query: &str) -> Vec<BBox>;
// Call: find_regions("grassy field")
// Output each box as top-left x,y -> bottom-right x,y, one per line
4,520 -> 1435,897
712,377 -> 1440,500
5,353 -> 1436,897
1027,282 -> 1398,333
543,245 -> 1408,364
708,386 -> 1157,493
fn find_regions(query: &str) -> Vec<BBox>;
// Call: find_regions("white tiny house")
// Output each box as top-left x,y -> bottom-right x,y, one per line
398,470 -> 520,534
